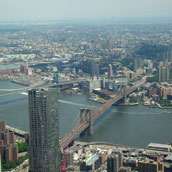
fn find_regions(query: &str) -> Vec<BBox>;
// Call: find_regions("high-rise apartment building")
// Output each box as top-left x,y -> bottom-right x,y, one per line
90,61 -> 99,77
20,64 -> 27,74
158,65 -> 169,82
108,64 -> 113,78
28,88 -> 60,172
0,121 -> 18,163
107,153 -> 123,172
133,57 -> 143,71
80,60 -> 99,77
138,160 -> 164,172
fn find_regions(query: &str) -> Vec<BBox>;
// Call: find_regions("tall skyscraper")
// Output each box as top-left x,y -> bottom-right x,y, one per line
108,64 -> 113,78
28,88 -> 60,172
158,65 -> 169,82
133,57 -> 142,71
90,61 -> 99,77
167,49 -> 172,62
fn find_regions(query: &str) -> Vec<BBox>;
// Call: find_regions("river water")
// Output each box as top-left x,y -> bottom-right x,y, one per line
0,80 -> 172,148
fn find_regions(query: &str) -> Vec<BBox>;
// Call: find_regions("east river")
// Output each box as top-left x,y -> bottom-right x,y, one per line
0,80 -> 172,148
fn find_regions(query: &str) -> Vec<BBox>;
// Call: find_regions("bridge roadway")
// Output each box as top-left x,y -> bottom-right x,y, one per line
60,83 -> 142,149
6,125 -> 27,138
0,80 -> 48,97
0,79 -> 84,96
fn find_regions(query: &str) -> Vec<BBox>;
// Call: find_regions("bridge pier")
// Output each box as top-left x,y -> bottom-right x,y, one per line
80,108 -> 94,136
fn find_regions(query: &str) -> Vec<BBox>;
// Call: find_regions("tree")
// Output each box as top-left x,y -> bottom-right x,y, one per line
18,142 -> 28,153
3,163 -> 10,169
8,160 -> 17,168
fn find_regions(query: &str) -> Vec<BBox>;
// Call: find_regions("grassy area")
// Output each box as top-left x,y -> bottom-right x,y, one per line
23,164 -> 28,169
146,71 -> 158,82
129,77 -> 142,83
97,98 -> 108,103
158,99 -> 172,107
131,167 -> 138,171
98,92 -> 109,100
129,97 -> 138,103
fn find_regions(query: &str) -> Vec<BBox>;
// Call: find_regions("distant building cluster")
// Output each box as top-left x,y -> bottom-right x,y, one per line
146,83 -> 172,101
0,69 -> 17,79
60,142 -> 172,172
20,64 -> 33,76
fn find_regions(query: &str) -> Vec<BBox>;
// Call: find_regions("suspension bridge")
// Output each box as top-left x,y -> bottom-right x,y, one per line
59,77 -> 146,149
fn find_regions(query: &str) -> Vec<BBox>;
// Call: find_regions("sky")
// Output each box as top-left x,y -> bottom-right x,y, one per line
0,0 -> 172,21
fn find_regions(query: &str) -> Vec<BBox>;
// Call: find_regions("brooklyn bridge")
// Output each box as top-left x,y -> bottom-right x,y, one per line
59,78 -> 146,149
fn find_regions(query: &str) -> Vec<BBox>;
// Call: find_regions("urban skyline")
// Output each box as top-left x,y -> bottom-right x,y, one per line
0,3 -> 172,170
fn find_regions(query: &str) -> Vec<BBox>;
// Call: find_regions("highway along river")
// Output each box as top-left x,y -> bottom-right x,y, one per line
0,80 -> 172,148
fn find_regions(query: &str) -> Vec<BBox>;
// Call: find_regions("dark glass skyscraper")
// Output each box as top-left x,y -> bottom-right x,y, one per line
28,88 -> 60,172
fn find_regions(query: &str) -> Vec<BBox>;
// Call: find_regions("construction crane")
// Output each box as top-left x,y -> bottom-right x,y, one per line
61,144 -> 69,172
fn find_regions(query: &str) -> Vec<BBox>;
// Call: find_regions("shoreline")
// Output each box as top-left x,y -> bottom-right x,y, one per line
119,102 -> 139,106
89,97 -> 140,106
155,102 -> 172,109
90,97 -> 172,110
0,79 -> 29,86
75,141 -> 172,154
10,80 -> 30,86
2,79 -> 172,110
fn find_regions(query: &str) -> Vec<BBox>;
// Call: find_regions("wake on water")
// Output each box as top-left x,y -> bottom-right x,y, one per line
20,92 -> 96,108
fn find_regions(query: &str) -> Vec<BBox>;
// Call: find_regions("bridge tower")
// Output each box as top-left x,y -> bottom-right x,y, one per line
80,108 -> 94,136
89,110 -> 94,135
116,84 -> 127,104
114,75 -> 127,104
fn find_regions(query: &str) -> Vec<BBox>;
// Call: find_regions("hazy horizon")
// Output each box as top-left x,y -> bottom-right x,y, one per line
0,17 -> 172,25
1,0 -> 172,22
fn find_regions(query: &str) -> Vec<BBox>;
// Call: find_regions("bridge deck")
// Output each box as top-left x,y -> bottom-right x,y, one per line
6,125 -> 27,137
